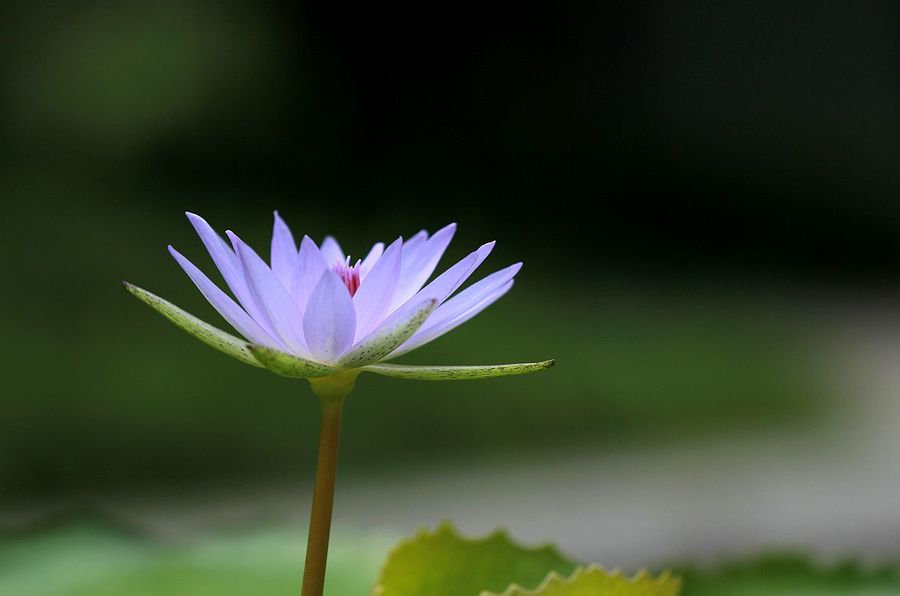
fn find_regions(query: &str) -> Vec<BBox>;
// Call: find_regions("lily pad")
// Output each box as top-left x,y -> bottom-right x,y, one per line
372,522 -> 576,596
372,522 -> 677,596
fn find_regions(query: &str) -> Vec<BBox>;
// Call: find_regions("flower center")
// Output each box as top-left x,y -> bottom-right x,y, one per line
332,257 -> 361,296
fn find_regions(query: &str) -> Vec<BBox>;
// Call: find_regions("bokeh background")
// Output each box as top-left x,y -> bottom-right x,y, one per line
3,1 -> 900,594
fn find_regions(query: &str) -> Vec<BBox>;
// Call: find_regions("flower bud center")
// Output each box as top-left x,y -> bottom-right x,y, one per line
332,257 -> 361,296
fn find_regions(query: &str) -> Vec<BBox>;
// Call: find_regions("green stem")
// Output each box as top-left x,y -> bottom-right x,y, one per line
301,373 -> 357,596
301,399 -> 343,596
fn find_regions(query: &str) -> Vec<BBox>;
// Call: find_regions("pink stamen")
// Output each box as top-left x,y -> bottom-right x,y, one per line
332,257 -> 361,296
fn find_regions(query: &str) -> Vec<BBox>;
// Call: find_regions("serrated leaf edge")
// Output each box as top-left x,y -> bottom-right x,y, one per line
485,565 -> 681,596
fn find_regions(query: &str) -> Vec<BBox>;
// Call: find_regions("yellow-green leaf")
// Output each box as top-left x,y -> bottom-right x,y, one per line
372,522 -> 576,596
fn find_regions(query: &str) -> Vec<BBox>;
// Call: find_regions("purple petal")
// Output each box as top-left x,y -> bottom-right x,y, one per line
391,223 -> 456,311
359,242 -> 384,280
400,229 -> 428,262
290,235 -> 329,313
303,269 -> 357,362
422,263 -> 521,330
271,211 -> 298,290
320,236 -> 344,265
185,212 -> 273,334
402,241 -> 495,309
352,237 -> 403,341
391,275 -> 516,357
168,245 -> 282,349
228,231 -> 309,356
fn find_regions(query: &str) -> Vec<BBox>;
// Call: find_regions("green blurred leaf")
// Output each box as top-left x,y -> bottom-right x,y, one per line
0,521 -> 387,596
372,522 -> 576,596
678,555 -> 900,595
362,359 -> 556,381
490,566 -> 681,596
124,282 -> 261,367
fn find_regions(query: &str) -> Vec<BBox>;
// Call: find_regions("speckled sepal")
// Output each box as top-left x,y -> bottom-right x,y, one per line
124,282 -> 262,367
340,299 -> 438,368
361,359 -> 555,380
247,344 -> 338,378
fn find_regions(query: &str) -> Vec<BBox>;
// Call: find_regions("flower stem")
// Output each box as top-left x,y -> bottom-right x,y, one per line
300,372 -> 358,596
300,396 -> 344,596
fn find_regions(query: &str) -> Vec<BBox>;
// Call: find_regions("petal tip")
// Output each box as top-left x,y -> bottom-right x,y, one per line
435,222 -> 457,235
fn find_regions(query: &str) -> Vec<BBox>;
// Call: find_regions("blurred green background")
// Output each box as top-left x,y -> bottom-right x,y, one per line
2,1 -> 900,594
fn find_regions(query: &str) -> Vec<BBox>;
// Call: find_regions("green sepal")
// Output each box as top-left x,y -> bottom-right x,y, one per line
124,282 -> 261,367
247,344 -> 338,378
340,299 -> 437,368
362,359 -> 555,381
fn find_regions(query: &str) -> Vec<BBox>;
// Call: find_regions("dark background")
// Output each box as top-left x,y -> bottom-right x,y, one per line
1,0 -> 898,509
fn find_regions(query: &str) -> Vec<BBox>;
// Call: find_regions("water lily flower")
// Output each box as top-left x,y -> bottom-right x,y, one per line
124,211 -> 554,596
125,212 -> 553,385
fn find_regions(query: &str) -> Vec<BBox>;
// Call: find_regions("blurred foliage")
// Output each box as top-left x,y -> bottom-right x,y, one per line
677,555 -> 900,595
2,522 -> 897,595
0,521 -> 385,596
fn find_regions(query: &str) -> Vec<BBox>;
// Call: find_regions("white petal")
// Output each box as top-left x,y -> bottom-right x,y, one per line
228,231 -> 309,356
291,235 -> 329,314
303,269 -> 357,362
352,237 -> 403,341
320,236 -> 344,265
169,245 -> 281,349
271,211 -> 298,291
390,223 -> 456,311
